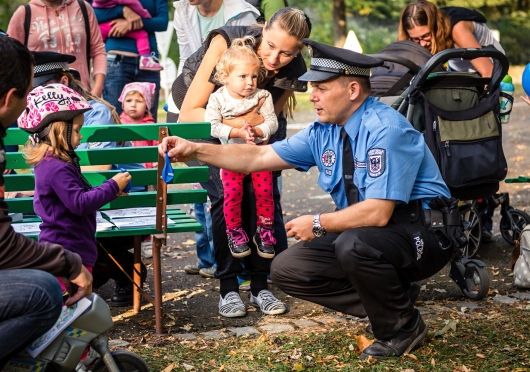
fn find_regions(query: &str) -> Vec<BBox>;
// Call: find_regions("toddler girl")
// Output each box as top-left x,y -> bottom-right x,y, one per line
18,84 -> 132,295
118,82 -> 158,168
205,36 -> 278,259
91,0 -> 163,71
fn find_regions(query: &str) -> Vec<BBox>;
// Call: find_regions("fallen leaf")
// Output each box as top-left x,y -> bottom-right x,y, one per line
353,335 -> 374,355
431,358 -> 435,367
452,366 -> 470,372
434,320 -> 457,337
434,288 -> 447,293
182,363 -> 195,371
162,362 -> 177,372
208,360 -> 216,367
405,353 -> 418,360
293,363 -> 304,371
182,239 -> 196,245
476,353 -> 486,359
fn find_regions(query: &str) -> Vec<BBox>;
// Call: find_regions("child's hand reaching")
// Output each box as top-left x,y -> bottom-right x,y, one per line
521,95 -> 530,106
112,171 -> 132,195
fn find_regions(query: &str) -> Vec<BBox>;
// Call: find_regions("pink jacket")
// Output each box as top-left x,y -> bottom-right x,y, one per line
7,0 -> 107,90
91,0 -> 151,19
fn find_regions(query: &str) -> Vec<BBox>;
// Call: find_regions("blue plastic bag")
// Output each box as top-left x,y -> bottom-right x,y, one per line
162,151 -> 174,183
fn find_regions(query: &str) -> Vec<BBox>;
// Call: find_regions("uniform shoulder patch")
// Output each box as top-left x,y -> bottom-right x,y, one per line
321,149 -> 336,167
367,148 -> 385,178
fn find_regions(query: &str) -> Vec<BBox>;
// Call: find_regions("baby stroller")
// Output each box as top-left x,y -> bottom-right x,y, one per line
368,46 -> 523,300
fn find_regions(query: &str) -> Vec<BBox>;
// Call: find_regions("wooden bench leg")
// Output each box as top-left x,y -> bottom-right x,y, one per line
152,234 -> 165,334
133,235 -> 142,313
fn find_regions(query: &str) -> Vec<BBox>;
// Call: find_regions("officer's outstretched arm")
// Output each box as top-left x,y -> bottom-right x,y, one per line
160,136 -> 293,173
324,199 -> 396,232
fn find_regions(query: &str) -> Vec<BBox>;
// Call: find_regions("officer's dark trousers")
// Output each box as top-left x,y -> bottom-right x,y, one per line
271,223 -> 453,340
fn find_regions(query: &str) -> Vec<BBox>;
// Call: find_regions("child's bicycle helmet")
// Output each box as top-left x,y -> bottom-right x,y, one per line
18,83 -> 91,137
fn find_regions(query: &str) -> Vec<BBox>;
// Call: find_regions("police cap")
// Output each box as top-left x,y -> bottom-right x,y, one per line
32,51 -> 81,87
299,39 -> 384,82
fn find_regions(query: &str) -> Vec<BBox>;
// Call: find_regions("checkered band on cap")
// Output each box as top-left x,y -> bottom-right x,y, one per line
311,58 -> 371,77
34,61 -> 69,75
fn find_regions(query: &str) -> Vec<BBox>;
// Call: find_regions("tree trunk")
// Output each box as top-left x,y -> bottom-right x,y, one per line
333,0 -> 347,47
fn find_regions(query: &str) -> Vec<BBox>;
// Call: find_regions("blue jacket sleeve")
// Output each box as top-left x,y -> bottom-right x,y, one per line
141,0 -> 168,33
92,6 -> 125,23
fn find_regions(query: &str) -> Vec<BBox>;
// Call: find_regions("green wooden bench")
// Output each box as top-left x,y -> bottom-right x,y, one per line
4,123 -> 209,333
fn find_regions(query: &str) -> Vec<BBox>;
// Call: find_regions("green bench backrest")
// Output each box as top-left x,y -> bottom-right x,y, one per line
5,123 -> 210,214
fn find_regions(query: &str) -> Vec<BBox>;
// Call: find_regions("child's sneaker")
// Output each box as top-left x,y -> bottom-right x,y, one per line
253,226 -> 276,259
249,289 -> 287,315
139,54 -> 164,71
219,292 -> 246,318
227,227 -> 251,257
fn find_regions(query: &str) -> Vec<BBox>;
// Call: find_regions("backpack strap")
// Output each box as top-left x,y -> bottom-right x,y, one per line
77,0 -> 91,69
23,4 -> 31,46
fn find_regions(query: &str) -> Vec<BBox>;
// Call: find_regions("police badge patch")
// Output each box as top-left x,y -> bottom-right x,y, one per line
321,149 -> 336,167
367,148 -> 385,177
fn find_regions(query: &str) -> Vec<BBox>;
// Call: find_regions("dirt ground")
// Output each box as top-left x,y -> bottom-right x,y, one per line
98,98 -> 530,340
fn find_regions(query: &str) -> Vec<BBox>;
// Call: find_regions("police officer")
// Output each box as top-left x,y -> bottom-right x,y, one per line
159,39 -> 459,359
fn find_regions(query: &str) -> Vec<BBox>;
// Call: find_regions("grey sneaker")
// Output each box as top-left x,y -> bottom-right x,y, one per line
250,289 -> 287,315
184,264 -> 201,275
199,267 -> 216,278
219,292 -> 246,318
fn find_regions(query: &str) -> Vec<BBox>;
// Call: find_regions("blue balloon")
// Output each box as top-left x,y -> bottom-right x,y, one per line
523,63 -> 530,96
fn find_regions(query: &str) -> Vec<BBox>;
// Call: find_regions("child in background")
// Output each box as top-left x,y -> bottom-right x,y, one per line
91,0 -> 163,71
118,82 -> 158,168
205,36 -> 278,261
18,84 -> 132,296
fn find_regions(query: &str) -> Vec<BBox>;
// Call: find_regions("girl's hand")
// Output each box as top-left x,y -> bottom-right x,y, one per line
242,121 -> 256,145
112,171 -> 132,191
521,95 -> 530,106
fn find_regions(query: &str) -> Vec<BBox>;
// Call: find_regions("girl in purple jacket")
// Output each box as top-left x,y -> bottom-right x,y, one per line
18,84 -> 132,294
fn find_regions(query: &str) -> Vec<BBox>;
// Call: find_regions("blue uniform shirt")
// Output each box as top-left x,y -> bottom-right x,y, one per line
272,97 -> 450,210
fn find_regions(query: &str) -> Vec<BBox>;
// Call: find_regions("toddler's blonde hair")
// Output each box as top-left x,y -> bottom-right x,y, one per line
213,36 -> 265,85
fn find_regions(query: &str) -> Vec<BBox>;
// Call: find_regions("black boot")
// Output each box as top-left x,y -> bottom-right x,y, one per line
361,309 -> 427,360
110,262 -> 147,307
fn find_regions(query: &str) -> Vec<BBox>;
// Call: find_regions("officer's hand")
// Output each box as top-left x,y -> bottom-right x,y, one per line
63,266 -> 93,307
285,215 -> 315,242
159,136 -> 197,162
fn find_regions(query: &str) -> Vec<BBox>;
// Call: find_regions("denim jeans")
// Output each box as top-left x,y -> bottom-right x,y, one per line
0,269 -> 62,367
194,202 -> 216,269
103,54 -> 161,121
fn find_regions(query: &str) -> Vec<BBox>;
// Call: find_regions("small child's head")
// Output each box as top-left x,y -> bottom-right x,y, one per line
18,84 -> 92,165
213,37 -> 264,98
118,82 -> 156,121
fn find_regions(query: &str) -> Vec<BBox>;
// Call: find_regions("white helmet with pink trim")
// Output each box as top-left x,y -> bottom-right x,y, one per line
17,83 -> 92,134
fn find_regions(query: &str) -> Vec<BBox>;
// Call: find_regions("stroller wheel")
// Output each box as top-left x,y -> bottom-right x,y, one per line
460,204 -> 481,258
500,209 -> 530,245
461,262 -> 489,301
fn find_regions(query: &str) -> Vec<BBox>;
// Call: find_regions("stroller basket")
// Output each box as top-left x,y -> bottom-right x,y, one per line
405,46 -> 510,200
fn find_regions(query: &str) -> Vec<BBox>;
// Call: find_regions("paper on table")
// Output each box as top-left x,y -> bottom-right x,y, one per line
12,222 -> 41,235
100,207 -> 157,220
26,298 -> 91,358
112,216 -> 175,229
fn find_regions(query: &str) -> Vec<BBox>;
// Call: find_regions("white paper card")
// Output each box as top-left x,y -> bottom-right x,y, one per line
112,216 -> 175,229
26,298 -> 92,358
101,207 -> 157,219
12,223 -> 41,235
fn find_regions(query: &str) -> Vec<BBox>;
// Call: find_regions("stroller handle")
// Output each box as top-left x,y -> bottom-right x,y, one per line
367,53 -> 422,75
409,46 -> 509,96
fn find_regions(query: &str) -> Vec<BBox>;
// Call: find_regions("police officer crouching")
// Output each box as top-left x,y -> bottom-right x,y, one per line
158,39 -> 465,359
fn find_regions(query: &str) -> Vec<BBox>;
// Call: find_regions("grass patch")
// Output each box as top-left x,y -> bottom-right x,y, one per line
125,307 -> 530,371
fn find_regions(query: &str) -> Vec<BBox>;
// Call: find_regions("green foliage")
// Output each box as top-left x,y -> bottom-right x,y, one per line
0,0 -> 25,31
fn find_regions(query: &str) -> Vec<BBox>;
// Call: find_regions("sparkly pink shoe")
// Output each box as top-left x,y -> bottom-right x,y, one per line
139,54 -> 164,71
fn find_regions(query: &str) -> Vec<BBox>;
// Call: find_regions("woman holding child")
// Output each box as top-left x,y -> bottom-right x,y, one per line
171,8 -> 311,317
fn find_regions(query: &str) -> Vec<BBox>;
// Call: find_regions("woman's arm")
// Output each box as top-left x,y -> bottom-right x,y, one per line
179,35 -> 229,122
140,0 -> 169,33
451,21 -> 494,78
92,6 -> 125,24
87,5 -> 107,96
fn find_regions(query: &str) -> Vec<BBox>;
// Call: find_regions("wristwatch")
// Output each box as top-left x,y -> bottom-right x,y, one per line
312,213 -> 326,238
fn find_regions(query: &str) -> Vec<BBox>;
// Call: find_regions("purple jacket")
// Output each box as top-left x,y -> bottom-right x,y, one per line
34,156 -> 119,266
